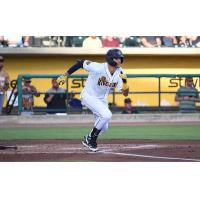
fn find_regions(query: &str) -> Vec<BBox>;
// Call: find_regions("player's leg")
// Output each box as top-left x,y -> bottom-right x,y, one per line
99,122 -> 109,134
83,99 -> 111,132
94,113 -> 109,135
81,94 -> 112,151
82,106 -> 111,151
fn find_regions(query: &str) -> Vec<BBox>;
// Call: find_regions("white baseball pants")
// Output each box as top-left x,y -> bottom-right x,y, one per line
81,91 -> 112,134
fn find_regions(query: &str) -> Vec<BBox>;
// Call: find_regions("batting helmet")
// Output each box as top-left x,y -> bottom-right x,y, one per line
106,49 -> 124,67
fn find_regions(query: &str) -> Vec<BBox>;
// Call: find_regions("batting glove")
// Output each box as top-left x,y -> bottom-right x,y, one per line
119,73 -> 129,90
56,74 -> 67,85
119,73 -> 127,83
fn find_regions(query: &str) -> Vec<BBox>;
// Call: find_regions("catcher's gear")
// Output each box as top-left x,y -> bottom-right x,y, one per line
120,71 -> 129,90
56,74 -> 67,85
106,49 -> 124,67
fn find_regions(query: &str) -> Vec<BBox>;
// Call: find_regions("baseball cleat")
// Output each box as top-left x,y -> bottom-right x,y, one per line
82,136 -> 98,152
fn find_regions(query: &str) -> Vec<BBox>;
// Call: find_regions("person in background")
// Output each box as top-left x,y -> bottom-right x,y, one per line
44,78 -> 67,114
23,36 -> 49,47
102,36 -> 120,47
175,76 -> 200,113
122,36 -> 141,47
68,91 -> 82,109
82,36 -> 102,48
0,56 -> 10,114
68,36 -> 86,47
185,36 -> 200,47
14,77 -> 40,113
140,36 -> 162,47
0,36 -> 5,47
23,36 -> 30,47
161,36 -> 178,47
121,98 -> 139,114
177,36 -> 200,47
3,36 -> 23,47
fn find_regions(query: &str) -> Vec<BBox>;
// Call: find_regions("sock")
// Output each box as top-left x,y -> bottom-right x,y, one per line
88,127 -> 101,141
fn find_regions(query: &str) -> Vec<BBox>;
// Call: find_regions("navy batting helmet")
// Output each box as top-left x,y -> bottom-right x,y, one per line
106,49 -> 124,67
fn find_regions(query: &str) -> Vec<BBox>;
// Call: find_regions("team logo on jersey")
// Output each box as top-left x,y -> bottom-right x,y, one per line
97,76 -> 117,88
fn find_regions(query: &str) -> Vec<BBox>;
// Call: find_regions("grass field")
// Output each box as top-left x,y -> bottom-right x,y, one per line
0,124 -> 200,140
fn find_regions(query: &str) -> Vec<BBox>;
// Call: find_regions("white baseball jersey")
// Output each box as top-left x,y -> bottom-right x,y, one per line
81,60 -> 123,99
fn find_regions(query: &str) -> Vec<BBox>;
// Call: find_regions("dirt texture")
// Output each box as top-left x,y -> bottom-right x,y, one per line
1,140 -> 200,162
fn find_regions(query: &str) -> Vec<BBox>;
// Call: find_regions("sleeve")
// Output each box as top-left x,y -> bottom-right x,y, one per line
32,86 -> 40,97
44,93 -> 49,104
31,86 -> 37,93
83,60 -> 102,73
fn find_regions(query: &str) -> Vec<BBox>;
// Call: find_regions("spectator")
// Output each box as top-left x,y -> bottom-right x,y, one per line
82,36 -> 102,48
14,78 -> 40,113
121,98 -> 139,114
140,36 -> 162,47
25,36 -> 42,47
68,36 -> 86,47
177,36 -> 187,47
0,56 -> 10,114
24,36 -> 57,47
102,36 -> 120,47
68,91 -> 82,109
44,78 -> 67,114
23,36 -> 30,47
0,36 -> 5,47
123,36 -> 141,47
40,36 -> 57,47
161,36 -> 178,47
175,76 -> 200,113
185,36 -> 200,47
3,36 -> 23,47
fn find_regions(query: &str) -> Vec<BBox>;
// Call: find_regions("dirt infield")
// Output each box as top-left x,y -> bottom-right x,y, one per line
1,140 -> 200,162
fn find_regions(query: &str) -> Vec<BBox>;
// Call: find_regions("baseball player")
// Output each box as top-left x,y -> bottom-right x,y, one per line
57,49 -> 129,151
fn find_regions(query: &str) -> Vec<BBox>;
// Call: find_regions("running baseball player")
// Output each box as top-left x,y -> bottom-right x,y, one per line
57,49 -> 129,151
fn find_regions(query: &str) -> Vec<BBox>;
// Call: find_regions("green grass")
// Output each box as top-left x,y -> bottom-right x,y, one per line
0,125 -> 200,140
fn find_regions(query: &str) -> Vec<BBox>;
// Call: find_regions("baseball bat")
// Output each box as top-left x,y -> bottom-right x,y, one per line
0,145 -> 18,150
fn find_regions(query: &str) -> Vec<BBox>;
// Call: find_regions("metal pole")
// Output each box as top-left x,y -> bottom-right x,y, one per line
113,90 -> 115,105
17,75 -> 23,114
66,76 -> 69,113
158,77 -> 161,111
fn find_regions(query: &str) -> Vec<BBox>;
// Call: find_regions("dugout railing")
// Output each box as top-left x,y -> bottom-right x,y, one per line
10,73 -> 200,114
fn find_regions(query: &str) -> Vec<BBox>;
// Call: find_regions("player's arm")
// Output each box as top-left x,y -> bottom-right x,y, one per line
44,93 -> 54,103
190,97 -> 200,102
120,72 -> 129,97
175,95 -> 183,102
2,74 -> 10,92
56,60 -> 84,85
31,86 -> 40,97
189,91 -> 200,102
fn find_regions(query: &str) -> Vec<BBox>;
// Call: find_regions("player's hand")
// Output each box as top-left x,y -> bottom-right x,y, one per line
119,72 -> 127,83
119,71 -> 129,91
56,74 -> 67,85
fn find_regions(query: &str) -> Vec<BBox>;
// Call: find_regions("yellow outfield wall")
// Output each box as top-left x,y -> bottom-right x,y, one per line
2,51 -> 200,107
